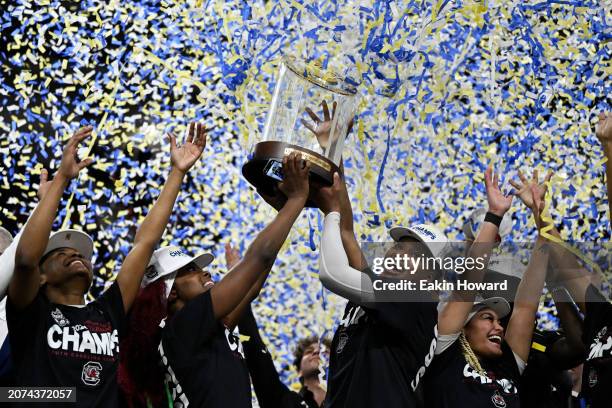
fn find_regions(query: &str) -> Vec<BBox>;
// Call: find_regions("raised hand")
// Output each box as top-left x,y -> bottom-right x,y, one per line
225,243 -> 241,270
530,184 -> 547,231
278,152 -> 310,202
312,173 -> 343,215
58,125 -> 94,180
168,122 -> 206,173
302,100 -> 338,149
509,169 -> 553,210
595,111 -> 612,146
484,166 -> 513,217
36,168 -> 52,201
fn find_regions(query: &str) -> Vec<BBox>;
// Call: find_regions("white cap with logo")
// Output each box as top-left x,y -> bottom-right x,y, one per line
388,224 -> 450,258
142,246 -> 214,298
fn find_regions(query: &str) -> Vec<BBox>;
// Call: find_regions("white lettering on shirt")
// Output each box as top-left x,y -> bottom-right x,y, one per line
47,325 -> 62,349
225,328 -> 245,358
463,364 -> 517,394
159,340 -> 190,407
588,326 -> 612,360
411,325 -> 438,391
338,306 -> 365,329
46,324 -> 119,356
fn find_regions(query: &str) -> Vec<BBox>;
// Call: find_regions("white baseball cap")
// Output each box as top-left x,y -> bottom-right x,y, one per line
43,229 -> 94,260
465,296 -> 511,325
142,246 -> 214,298
389,224 -> 450,258
462,208 -> 512,241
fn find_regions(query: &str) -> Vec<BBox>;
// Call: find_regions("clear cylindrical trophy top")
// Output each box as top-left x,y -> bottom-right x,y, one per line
262,57 -> 358,167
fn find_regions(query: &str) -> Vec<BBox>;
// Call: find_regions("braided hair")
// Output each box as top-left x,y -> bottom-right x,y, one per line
459,331 -> 486,376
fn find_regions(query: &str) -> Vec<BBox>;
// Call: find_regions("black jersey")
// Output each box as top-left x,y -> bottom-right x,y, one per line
159,290 -> 251,408
582,284 -> 612,408
424,337 -> 522,408
7,282 -> 125,407
324,300 -> 438,408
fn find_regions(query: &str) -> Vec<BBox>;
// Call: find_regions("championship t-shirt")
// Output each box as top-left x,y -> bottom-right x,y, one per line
159,290 -> 251,408
424,334 -> 523,408
323,300 -> 438,408
6,282 -> 125,407
582,284 -> 612,408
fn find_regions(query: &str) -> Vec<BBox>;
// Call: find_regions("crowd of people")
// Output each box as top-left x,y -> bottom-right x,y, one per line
0,111 -> 610,408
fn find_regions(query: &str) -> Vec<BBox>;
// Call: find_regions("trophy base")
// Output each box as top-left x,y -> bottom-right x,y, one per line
242,141 -> 341,208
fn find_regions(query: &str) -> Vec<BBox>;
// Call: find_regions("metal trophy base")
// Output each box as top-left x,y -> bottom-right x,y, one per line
242,141 -> 341,208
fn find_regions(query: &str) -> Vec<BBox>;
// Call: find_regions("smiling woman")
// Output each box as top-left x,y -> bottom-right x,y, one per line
422,165 -> 552,408
4,122 -> 206,408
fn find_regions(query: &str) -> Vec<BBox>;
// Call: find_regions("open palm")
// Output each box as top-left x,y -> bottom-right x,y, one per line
58,125 -> 95,180
224,243 -> 241,270
509,170 -> 552,209
302,100 -> 338,149
169,122 -> 206,172
36,168 -> 53,200
484,166 -> 513,216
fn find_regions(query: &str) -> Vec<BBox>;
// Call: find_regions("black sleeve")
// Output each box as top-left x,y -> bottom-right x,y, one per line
162,291 -> 219,359
5,290 -> 45,362
238,306 -> 298,408
583,284 -> 612,344
96,281 -> 126,335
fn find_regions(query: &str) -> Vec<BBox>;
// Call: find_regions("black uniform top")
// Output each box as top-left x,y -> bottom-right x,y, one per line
238,306 -> 320,408
324,300 -> 438,408
520,329 -> 582,408
159,290 -> 251,408
424,335 -> 523,408
7,282 -> 125,408
582,284 -> 612,408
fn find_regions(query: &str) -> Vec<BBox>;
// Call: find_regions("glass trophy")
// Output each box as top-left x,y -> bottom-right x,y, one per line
242,56 -> 358,207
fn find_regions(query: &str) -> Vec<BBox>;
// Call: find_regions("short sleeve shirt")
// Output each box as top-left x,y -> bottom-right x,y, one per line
6,282 -> 125,407
424,337 -> 522,408
582,284 -> 612,408
159,291 -> 251,408
324,300 -> 438,408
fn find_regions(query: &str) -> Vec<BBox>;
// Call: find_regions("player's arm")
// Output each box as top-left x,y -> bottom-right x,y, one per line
505,184 -> 551,363
210,153 -> 309,325
315,173 -> 374,304
0,169 -> 52,298
10,126 -> 94,309
594,112 -> 612,220
546,287 -> 586,368
116,123 -> 206,312
221,244 -> 269,330
438,166 -> 513,335
238,305 -> 293,407
509,170 -> 591,313
335,164 -> 367,271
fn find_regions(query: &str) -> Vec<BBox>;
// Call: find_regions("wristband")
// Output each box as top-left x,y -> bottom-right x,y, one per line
484,211 -> 503,228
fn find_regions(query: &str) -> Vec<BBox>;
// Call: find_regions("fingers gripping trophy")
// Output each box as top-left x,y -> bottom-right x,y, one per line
242,57 -> 358,208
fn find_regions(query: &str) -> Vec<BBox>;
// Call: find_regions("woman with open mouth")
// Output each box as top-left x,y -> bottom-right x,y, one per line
7,121 -> 207,408
119,152 -> 311,408
424,169 -> 554,408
